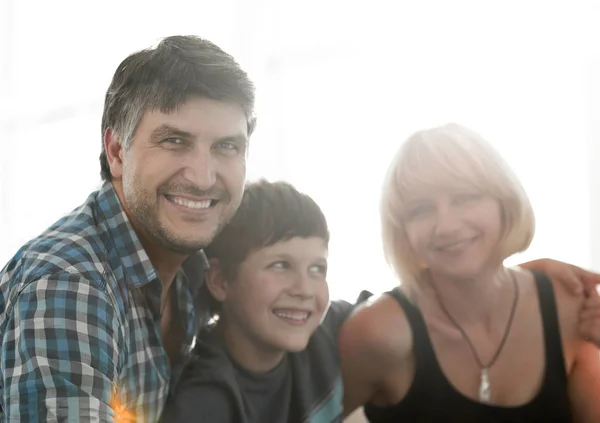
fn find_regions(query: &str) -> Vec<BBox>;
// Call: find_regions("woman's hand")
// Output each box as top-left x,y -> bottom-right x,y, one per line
579,288 -> 600,347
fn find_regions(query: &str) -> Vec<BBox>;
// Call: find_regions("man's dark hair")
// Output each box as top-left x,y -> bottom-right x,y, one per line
99,35 -> 256,180
205,179 -> 330,281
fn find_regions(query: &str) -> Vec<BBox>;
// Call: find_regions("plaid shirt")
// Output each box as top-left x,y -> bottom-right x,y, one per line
0,182 -> 208,422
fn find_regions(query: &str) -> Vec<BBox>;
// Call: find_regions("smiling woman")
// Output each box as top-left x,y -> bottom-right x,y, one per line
338,123 -> 600,423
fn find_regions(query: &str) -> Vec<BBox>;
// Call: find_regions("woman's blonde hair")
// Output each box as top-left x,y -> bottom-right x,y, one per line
380,123 -> 535,291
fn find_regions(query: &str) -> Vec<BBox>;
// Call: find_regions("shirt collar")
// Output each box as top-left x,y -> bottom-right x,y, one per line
95,182 -> 209,290
95,182 -> 157,287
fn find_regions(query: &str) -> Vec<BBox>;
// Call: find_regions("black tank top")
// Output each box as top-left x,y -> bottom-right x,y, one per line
364,272 -> 573,422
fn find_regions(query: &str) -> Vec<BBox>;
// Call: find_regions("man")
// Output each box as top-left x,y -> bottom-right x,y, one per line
0,35 -> 255,422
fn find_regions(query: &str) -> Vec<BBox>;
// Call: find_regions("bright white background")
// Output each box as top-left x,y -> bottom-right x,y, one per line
1,0 -> 600,302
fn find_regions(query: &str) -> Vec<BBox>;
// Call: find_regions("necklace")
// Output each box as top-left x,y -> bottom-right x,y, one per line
431,270 -> 519,403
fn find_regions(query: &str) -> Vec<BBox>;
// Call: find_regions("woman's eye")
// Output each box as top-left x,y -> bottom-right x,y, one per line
407,204 -> 434,219
454,193 -> 482,204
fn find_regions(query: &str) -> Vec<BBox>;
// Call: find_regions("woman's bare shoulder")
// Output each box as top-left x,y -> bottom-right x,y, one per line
339,290 -> 414,363
514,267 -> 584,357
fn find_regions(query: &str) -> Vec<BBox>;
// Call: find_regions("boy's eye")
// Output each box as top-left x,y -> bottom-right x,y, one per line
270,261 -> 291,270
309,264 -> 327,276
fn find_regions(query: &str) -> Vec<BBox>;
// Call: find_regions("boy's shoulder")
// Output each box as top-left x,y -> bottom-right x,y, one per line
166,332 -> 244,422
180,331 -> 232,381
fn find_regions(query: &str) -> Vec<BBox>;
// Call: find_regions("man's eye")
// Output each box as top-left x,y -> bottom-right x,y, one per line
161,137 -> 184,145
215,141 -> 239,151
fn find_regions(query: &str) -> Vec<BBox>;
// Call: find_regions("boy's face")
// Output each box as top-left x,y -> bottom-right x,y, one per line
218,236 -> 329,360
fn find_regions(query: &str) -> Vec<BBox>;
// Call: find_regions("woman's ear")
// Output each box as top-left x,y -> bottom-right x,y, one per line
205,258 -> 229,302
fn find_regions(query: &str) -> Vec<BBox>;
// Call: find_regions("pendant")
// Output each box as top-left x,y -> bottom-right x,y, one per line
479,368 -> 491,402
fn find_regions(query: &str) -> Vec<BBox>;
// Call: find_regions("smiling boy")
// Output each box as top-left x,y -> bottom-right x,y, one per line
161,179 -> 349,423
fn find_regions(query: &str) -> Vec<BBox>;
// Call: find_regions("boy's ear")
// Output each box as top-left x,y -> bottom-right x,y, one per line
205,258 -> 229,302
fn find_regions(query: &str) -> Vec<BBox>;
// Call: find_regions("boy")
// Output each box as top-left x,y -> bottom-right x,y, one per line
161,179 -> 352,423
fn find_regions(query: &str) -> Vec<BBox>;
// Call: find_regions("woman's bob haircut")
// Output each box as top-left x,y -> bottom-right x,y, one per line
380,123 -> 535,292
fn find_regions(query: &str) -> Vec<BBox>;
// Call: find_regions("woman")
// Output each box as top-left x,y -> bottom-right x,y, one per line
339,123 -> 600,422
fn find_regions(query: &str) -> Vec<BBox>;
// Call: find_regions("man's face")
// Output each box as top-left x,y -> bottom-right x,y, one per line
108,97 -> 248,254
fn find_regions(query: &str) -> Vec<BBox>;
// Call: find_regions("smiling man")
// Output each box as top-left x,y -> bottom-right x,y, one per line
0,35 -> 255,422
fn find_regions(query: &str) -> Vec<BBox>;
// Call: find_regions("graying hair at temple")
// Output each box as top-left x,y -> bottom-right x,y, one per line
99,35 -> 256,181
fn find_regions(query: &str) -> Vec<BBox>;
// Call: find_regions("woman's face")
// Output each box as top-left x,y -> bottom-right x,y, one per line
401,187 -> 504,280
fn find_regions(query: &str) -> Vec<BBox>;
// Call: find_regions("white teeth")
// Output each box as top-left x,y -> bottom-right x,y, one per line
274,311 -> 309,321
171,196 -> 211,209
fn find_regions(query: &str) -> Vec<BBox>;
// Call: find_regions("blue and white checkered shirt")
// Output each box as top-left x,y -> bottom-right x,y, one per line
0,182 -> 208,422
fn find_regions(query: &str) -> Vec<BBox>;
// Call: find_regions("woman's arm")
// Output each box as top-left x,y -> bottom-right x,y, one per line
518,259 -> 600,295
552,277 -> 600,422
568,287 -> 600,422
567,341 -> 600,423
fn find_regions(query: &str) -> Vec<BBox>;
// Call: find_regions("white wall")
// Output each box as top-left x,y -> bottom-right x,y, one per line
1,0 -> 599,303
587,53 -> 600,272
254,0 -> 599,299
0,0 -> 262,260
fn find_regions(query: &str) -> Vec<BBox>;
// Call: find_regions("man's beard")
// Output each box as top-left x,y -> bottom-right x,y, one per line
125,180 -> 234,254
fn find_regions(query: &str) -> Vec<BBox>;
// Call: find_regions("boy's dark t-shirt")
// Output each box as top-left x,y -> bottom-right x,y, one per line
160,298 -> 362,423
233,355 -> 292,423
168,354 -> 292,423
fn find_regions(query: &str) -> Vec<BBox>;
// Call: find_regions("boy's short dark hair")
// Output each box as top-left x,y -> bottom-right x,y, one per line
205,179 -> 330,280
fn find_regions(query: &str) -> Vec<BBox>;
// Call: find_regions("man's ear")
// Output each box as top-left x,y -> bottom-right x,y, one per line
205,258 -> 229,302
104,128 -> 125,179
